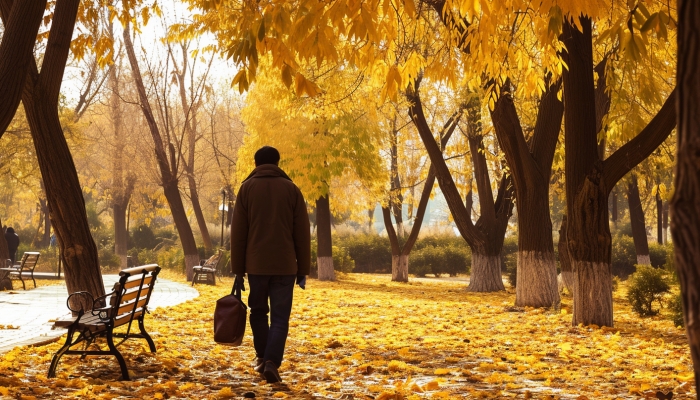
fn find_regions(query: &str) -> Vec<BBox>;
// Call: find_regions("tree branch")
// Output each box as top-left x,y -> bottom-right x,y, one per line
603,88 -> 677,194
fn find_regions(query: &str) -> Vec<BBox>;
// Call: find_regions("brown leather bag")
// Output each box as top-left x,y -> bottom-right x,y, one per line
214,285 -> 247,346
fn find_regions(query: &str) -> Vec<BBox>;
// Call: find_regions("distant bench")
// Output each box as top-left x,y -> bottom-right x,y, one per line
49,264 -> 161,380
0,252 -> 40,290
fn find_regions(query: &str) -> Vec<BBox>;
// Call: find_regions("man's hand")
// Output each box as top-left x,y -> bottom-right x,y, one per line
296,275 -> 307,290
234,274 -> 246,293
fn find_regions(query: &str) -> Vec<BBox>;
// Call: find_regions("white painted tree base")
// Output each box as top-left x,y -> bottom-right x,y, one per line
392,255 -> 408,282
318,256 -> 336,281
468,254 -> 504,292
516,251 -> 560,307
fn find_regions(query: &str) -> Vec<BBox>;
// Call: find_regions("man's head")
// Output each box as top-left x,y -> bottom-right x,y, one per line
254,146 -> 281,166
6,227 -> 14,234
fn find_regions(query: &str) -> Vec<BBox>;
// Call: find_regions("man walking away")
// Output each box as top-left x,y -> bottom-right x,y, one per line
5,227 -> 19,264
230,146 -> 311,383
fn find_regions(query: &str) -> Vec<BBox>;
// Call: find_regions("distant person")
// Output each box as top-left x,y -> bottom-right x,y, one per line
5,227 -> 19,264
50,233 -> 57,247
230,146 -> 310,383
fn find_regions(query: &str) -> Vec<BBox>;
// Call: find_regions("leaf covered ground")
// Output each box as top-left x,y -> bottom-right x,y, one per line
0,273 -> 694,399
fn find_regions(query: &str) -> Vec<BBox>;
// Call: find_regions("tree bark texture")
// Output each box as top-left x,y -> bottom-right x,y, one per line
19,0 -> 105,309
491,78 -> 563,308
628,175 -> 651,265
558,216 -> 573,293
0,0 -> 46,137
663,201 -> 669,243
123,22 -> 200,280
391,254 -> 409,282
671,0 -> 700,391
562,17 -> 676,326
408,80 -> 513,292
469,253 -> 504,292
316,195 -> 335,281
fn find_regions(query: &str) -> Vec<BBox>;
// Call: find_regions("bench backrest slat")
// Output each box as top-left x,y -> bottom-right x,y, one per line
19,252 -> 40,271
115,297 -> 148,316
119,286 -> 152,304
123,275 -> 153,290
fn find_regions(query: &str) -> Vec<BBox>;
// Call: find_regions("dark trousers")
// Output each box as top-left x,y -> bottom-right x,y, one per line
247,275 -> 296,367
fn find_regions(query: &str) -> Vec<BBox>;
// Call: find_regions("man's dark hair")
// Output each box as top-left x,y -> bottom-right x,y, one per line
254,146 -> 281,166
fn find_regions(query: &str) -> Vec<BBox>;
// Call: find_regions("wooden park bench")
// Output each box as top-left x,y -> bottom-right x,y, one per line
0,252 -> 41,290
49,264 -> 161,380
191,249 -> 223,286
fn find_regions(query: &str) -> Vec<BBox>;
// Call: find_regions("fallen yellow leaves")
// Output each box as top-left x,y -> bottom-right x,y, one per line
0,273 -> 695,399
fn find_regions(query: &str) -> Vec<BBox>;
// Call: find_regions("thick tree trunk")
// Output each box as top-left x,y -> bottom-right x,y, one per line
572,260 -> 613,327
20,0 -> 105,309
468,252 -> 504,292
656,192 -> 663,245
562,17 -> 675,326
0,0 -> 46,137
628,175 -> 650,265
316,195 -> 335,281
490,78 -> 562,308
367,208 -> 374,232
123,22 -> 200,279
391,255 -> 408,282
671,0 -> 700,390
558,216 -> 573,293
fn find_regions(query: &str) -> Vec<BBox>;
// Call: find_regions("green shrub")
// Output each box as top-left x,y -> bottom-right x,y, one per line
98,247 -> 121,269
505,253 -> 517,287
500,236 -> 518,272
648,242 -> 667,268
627,265 -> 670,316
612,234 -> 636,278
157,246 -> 185,272
669,292 -> 684,327
332,245 -> 355,273
132,225 -> 159,249
338,234 -> 391,273
409,245 -> 469,277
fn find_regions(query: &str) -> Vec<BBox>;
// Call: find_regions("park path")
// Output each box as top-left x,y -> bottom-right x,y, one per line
0,275 -> 198,354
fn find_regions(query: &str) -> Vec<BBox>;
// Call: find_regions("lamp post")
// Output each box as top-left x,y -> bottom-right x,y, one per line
220,189 -> 226,247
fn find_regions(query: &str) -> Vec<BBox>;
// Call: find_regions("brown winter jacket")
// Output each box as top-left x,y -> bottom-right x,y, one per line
230,164 -> 311,276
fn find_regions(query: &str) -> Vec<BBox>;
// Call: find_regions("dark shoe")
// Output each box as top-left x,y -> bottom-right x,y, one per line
254,357 -> 264,373
263,361 -> 282,383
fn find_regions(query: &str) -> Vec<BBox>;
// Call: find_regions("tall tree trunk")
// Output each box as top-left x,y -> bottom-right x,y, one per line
656,192 -> 663,245
316,195 -> 335,281
671,0 -> 700,390
367,208 -> 374,232
389,117 -> 404,238
491,78 -> 563,307
383,112 -> 459,282
0,215 -> 9,289
628,175 -> 651,265
0,0 -> 46,137
558,216 -> 573,293
562,17 -> 677,326
409,79 -> 513,292
172,46 -> 213,252
107,46 -> 134,270
19,0 -> 105,310
123,22 -> 200,280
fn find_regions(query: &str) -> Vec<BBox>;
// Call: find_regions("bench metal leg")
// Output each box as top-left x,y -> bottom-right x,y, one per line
31,272 -> 36,288
106,330 -> 130,380
48,327 -> 77,378
138,317 -> 157,353
19,275 -> 26,290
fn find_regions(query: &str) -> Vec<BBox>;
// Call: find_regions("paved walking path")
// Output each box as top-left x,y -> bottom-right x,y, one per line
0,275 -> 198,354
